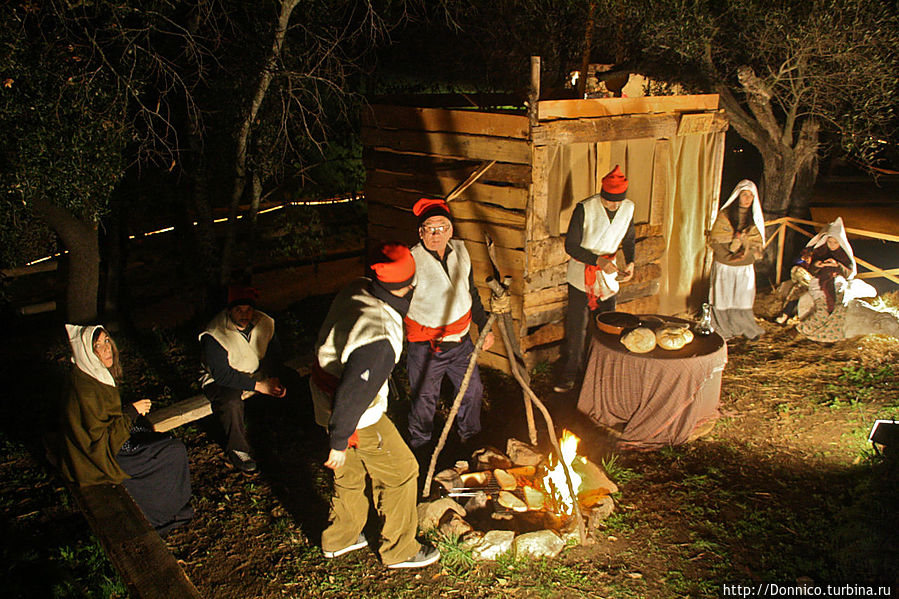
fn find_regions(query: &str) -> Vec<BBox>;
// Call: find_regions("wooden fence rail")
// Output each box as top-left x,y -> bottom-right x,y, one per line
763,217 -> 899,286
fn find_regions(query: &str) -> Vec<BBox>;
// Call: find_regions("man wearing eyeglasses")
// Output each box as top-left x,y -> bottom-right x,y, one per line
404,198 -> 494,462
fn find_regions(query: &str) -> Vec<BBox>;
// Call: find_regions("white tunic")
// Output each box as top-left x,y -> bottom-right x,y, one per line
199,309 -> 275,398
312,278 -> 404,429
406,240 -> 474,342
566,195 -> 635,299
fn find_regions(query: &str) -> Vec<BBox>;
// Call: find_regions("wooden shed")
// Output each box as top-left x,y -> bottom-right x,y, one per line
361,68 -> 729,373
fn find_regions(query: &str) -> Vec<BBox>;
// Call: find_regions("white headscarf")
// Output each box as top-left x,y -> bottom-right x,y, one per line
718,179 -> 766,245
805,217 -> 856,278
65,324 -> 116,387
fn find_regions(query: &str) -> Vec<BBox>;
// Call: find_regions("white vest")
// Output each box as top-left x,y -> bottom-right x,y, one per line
566,195 -> 635,297
199,309 -> 275,398
406,240 -> 473,342
312,278 -> 405,430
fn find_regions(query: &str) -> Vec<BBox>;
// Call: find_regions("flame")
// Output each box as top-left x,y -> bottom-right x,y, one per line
542,429 -> 582,514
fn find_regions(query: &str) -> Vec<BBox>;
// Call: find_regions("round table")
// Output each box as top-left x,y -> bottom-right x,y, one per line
576,315 -> 728,449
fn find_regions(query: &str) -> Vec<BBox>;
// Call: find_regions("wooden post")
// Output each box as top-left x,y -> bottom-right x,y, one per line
775,224 -> 786,283
528,56 -> 540,128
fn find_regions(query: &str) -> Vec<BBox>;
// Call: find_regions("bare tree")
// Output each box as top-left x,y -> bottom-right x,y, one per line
639,0 -> 899,216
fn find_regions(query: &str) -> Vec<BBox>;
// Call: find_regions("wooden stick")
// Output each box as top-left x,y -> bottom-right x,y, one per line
494,314 -> 588,545
445,160 -> 496,203
421,313 -> 496,498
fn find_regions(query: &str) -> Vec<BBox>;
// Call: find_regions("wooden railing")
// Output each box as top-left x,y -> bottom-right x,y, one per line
763,217 -> 899,286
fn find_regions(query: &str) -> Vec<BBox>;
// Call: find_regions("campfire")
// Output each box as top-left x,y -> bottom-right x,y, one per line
420,432 -> 619,560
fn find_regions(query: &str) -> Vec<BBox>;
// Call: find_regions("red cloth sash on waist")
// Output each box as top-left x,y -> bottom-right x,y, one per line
404,310 -> 472,352
310,357 -> 359,449
585,254 -> 616,311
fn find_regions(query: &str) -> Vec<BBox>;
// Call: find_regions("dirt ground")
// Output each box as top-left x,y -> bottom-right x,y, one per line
1,290 -> 897,598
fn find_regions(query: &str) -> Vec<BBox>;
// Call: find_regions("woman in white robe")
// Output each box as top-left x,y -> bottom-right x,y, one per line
708,180 -> 766,341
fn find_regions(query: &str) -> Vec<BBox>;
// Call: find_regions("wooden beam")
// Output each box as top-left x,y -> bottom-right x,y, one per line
362,149 -> 532,187
361,127 -> 531,164
650,140 -> 669,227
365,169 -> 528,211
2,260 -> 58,278
362,105 -> 529,139
72,484 -> 201,599
527,144 -> 553,242
366,92 -> 525,110
617,294 -> 660,315
677,112 -> 729,136
532,113 -> 680,145
537,95 -> 720,120
521,322 -> 565,351
19,301 -> 57,315
148,395 -> 211,433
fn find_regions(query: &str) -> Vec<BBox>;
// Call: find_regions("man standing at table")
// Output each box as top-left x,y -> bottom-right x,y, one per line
404,198 -> 494,459
310,243 -> 440,569
554,165 -> 636,393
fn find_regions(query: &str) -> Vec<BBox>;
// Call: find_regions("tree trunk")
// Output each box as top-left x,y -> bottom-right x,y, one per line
29,197 -> 100,323
219,0 -> 300,286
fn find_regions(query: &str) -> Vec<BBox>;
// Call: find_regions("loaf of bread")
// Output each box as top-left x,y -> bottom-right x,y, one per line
620,327 -> 656,353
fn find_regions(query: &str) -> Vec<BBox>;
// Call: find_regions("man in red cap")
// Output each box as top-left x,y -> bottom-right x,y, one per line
554,165 -> 636,393
199,285 -> 288,472
310,242 -> 440,569
404,198 -> 494,459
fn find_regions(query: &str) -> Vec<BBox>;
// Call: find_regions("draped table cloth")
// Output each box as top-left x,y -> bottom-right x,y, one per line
577,316 -> 728,449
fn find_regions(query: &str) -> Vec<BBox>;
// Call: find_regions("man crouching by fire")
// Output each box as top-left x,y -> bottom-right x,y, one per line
309,242 -> 440,569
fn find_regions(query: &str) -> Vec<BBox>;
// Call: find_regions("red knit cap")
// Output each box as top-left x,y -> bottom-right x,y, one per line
601,165 -> 628,201
412,197 -> 452,226
227,285 -> 259,308
371,243 -> 415,289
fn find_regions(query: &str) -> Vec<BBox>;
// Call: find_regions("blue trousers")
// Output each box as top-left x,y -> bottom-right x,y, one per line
406,338 -> 483,448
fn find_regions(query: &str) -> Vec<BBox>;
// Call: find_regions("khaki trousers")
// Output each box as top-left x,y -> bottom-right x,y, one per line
321,415 -> 420,566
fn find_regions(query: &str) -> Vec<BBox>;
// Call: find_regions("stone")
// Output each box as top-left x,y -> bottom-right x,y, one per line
463,490 -> 489,513
460,530 -> 484,550
417,498 -> 466,532
588,495 -> 615,522
472,446 -> 513,470
573,457 -> 619,495
472,530 -> 515,561
434,468 -> 463,493
438,513 -> 473,538
506,438 -> 543,467
513,530 -> 565,559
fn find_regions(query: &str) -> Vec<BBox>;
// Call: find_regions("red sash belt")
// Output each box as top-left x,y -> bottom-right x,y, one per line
584,254 -> 616,311
310,357 -> 359,449
404,310 -> 472,352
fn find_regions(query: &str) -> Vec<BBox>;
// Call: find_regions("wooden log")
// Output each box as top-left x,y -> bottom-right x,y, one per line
525,263 -> 567,292
523,285 -> 567,310
477,348 -> 511,374
365,169 -> 528,211
627,261 -> 662,284
524,302 -> 567,328
532,113 -> 680,145
617,294 -> 660,314
361,127 -> 531,164
635,235 -> 666,265
536,95 -> 720,120
521,322 -> 565,351
362,105 -> 529,139
19,301 -> 57,315
527,144 -> 553,241
362,149 -> 532,188
148,395 -> 211,433
72,484 -> 201,599
677,111 -> 729,136
617,279 -> 660,303
635,223 -> 663,238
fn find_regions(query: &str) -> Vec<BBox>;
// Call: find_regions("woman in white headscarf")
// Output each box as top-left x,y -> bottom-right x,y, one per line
55,324 -> 193,535
795,218 -> 877,342
708,180 -> 766,341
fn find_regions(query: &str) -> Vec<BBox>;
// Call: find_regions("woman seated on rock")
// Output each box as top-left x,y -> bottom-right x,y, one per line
55,324 -> 193,535
793,218 -> 884,342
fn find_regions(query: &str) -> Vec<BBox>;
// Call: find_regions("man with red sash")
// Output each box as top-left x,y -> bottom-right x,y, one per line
554,165 -> 636,393
405,198 -> 494,456
309,243 -> 439,569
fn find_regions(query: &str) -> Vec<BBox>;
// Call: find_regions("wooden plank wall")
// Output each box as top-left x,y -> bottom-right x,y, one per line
521,96 -> 727,362
362,105 -> 532,371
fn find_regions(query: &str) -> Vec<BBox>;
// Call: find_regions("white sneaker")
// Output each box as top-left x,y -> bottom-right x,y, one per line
387,544 -> 440,569
323,534 -> 368,558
